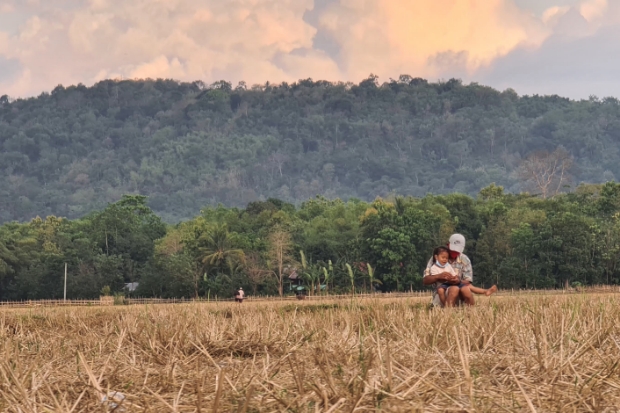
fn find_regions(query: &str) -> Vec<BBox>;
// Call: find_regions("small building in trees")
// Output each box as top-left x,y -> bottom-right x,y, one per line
287,267 -> 306,296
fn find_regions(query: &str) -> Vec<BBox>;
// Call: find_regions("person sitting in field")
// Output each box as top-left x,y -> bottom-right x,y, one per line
424,234 -> 497,307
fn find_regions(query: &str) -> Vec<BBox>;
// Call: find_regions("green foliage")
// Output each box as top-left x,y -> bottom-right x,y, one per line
1,184 -> 620,298
359,198 -> 444,290
1,78 -> 619,224
2,72 -> 620,299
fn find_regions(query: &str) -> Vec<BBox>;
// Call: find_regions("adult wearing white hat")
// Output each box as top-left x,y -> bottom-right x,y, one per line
423,234 -> 475,307
235,287 -> 245,303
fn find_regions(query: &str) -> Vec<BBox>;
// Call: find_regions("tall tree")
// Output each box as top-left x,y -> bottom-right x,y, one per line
267,229 -> 294,297
245,252 -> 270,295
518,147 -> 573,199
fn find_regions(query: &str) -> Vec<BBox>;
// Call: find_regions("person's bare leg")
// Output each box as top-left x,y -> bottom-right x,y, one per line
460,286 -> 475,306
469,285 -> 498,296
445,286 -> 459,307
484,285 -> 498,296
437,288 -> 447,307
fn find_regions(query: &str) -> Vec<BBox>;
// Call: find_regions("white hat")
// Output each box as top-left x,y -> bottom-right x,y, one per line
449,234 -> 466,253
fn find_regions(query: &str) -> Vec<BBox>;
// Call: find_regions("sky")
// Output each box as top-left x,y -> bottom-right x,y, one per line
0,0 -> 618,99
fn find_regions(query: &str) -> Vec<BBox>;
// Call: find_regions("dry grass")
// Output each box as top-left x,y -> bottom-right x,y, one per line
1,294 -> 620,412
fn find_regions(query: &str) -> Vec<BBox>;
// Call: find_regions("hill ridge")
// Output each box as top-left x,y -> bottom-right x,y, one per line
1,76 -> 619,222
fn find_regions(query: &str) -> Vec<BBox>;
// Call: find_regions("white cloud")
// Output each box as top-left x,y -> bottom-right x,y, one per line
542,6 -> 571,23
130,56 -> 186,80
0,0 -> 618,98
579,0 -> 607,22
0,0 -> 332,96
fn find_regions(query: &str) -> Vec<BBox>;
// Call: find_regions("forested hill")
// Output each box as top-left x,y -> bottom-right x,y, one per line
1,76 -> 619,223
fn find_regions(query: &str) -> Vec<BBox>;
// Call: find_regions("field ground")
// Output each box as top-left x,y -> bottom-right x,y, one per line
1,293 -> 620,412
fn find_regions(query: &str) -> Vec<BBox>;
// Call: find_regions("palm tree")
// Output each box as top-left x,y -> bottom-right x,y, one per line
394,196 -> 407,216
199,224 -> 245,276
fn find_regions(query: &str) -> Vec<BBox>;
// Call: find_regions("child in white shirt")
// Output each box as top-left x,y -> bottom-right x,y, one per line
431,246 -> 459,307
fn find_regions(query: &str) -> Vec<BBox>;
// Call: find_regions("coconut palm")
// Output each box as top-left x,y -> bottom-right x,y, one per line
199,224 -> 245,276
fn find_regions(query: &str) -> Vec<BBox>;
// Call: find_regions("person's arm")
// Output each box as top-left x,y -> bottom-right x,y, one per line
423,273 -> 454,285
422,258 -> 436,286
459,255 -> 473,284
423,259 -> 458,285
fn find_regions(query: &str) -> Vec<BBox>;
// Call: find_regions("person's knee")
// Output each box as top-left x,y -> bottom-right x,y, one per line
445,287 -> 459,307
446,287 -> 459,299
459,286 -> 475,305
460,286 -> 473,298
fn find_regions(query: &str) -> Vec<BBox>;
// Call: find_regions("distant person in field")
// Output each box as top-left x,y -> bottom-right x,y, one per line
235,287 -> 245,303
423,234 -> 497,307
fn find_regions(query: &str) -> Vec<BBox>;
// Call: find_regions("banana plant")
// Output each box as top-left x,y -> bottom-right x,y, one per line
321,260 -> 333,294
345,263 -> 355,295
300,250 -> 318,295
367,263 -> 382,294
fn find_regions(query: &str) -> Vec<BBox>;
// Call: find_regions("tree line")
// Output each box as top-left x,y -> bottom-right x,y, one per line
2,183 -> 620,300
1,76 -> 619,223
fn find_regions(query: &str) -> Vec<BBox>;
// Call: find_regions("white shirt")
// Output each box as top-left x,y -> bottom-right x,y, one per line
430,262 -> 458,277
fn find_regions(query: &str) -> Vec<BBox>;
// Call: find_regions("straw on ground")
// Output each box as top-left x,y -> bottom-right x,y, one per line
1,294 -> 619,412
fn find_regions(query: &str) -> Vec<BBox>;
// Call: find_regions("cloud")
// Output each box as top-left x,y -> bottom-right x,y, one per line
477,1 -> 620,98
0,2 -> 13,13
0,0 -> 334,96
542,6 -> 571,23
579,0 -> 607,22
317,0 -> 548,80
0,0 -> 618,99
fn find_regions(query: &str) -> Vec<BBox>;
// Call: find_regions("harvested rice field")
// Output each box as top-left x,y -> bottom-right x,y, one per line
1,294 -> 620,412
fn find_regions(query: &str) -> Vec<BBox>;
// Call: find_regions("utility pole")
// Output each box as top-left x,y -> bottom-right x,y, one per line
64,263 -> 67,301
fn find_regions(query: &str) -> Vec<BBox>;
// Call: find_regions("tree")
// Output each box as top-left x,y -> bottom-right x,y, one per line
518,147 -> 573,199
267,229 -> 294,297
360,198 -> 442,291
199,224 -> 245,277
245,252 -> 270,295
87,195 -> 166,288
0,78 -> 619,224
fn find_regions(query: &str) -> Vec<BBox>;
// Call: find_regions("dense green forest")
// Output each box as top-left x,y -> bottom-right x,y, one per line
1,76 -> 620,223
2,184 -> 620,300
